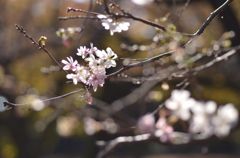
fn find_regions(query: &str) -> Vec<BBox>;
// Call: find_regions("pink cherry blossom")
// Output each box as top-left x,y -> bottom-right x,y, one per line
137,113 -> 155,134
155,117 -> 173,142
85,92 -> 93,105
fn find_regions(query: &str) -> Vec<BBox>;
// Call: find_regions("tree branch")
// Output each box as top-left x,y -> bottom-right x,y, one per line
193,0 -> 234,36
15,24 -> 68,74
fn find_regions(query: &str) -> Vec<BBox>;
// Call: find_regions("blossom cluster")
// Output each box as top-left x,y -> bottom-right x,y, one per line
62,43 -> 118,92
165,89 -> 239,138
97,14 -> 130,36
136,89 -> 238,143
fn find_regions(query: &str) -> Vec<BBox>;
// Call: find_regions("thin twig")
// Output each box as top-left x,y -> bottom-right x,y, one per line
15,24 -> 68,74
193,49 -> 237,73
108,0 -> 126,14
3,89 -> 83,109
96,131 -> 211,158
172,0 -> 191,24
67,7 -> 99,15
193,0 -> 234,36
96,134 -> 152,158
107,51 -> 172,77
59,16 -> 100,20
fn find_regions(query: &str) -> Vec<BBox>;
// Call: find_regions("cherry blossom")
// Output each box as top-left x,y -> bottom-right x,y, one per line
136,113 -> 155,134
155,117 -> 173,142
62,43 -> 118,92
77,43 -> 97,59
75,65 -> 90,84
189,101 -> 217,137
131,0 -> 153,5
165,89 -> 196,121
86,73 -> 107,92
77,46 -> 90,59
212,103 -> 239,137
96,47 -> 118,68
97,14 -> 130,35
61,56 -> 78,71
85,54 -> 99,70
84,92 -> 93,105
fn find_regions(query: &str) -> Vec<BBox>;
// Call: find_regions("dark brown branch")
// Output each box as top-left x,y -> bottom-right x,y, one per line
103,0 -> 167,31
193,0 -> 234,36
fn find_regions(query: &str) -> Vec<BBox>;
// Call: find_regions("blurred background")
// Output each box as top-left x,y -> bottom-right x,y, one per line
0,0 -> 240,157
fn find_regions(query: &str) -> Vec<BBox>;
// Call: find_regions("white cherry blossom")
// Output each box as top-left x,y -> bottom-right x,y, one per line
61,56 -> 78,71
66,73 -> 79,85
131,0 -> 153,5
97,14 -> 130,35
212,103 -> 239,137
165,89 -> 195,121
87,73 -> 106,92
75,65 -> 90,84
77,46 -> 90,59
189,101 -> 217,137
96,47 -> 118,68
66,65 -> 90,85
85,54 -> 99,70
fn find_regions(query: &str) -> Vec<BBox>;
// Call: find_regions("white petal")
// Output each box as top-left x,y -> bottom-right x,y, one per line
205,101 -> 217,114
61,59 -> 68,64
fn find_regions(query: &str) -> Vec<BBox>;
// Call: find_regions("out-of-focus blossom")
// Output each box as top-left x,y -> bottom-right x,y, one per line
85,92 -> 92,105
61,56 -> 78,71
189,101 -> 217,137
136,113 -> 155,134
131,0 -> 153,5
97,14 -> 130,35
56,116 -> 78,137
212,103 -> 238,137
101,118 -> 118,134
83,117 -> 101,135
31,98 -> 45,111
165,89 -> 196,121
155,117 -> 173,142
